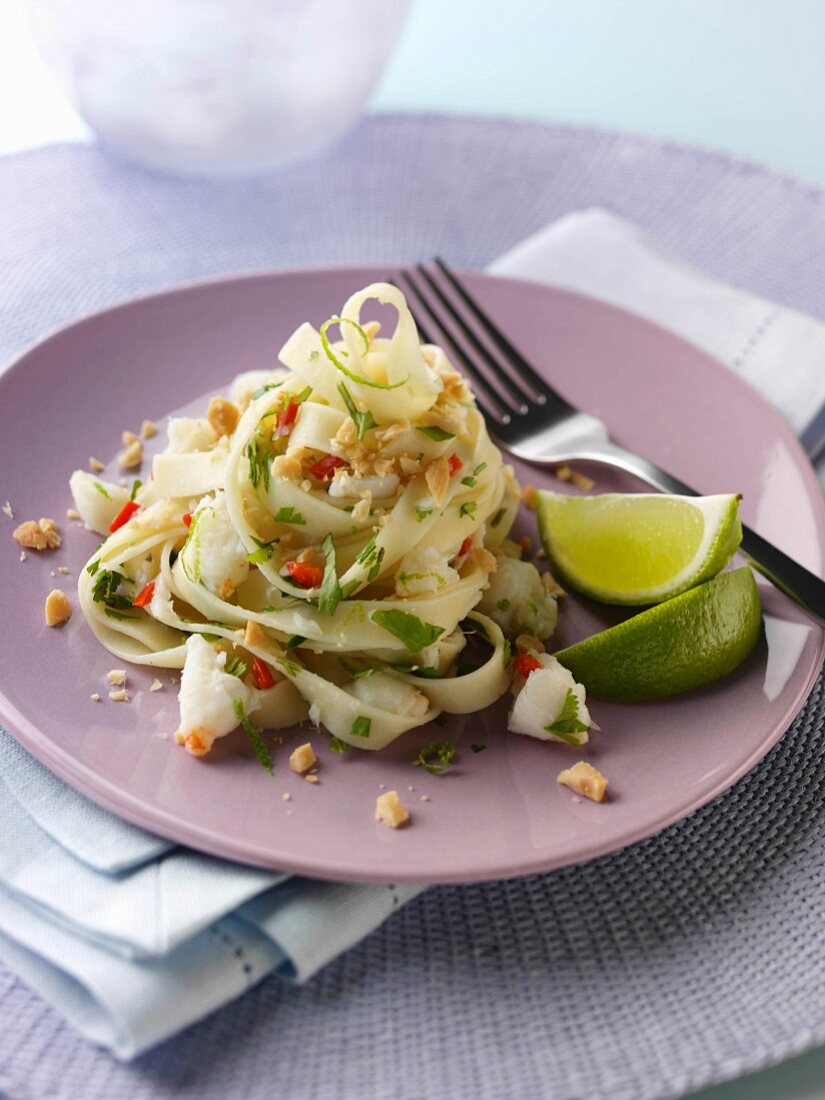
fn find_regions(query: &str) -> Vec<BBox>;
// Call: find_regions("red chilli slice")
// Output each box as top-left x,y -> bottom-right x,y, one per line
251,657 -> 275,690
275,397 -> 299,437
108,499 -> 141,533
512,653 -> 542,678
458,536 -> 473,557
447,453 -> 463,476
182,512 -> 192,527
284,560 -> 323,589
309,453 -> 347,481
133,581 -> 155,608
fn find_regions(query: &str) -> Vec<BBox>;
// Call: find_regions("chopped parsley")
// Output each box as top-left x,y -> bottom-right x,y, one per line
370,609 -> 444,654
337,381 -> 377,440
459,501 -> 477,519
246,436 -> 272,492
91,569 -> 134,615
461,462 -> 487,488
318,533 -> 343,616
414,741 -> 455,774
502,638 -> 512,668
490,506 -> 506,527
129,479 -> 142,501
545,689 -> 589,741
285,634 -> 305,649
339,658 -> 376,679
251,381 -> 284,400
86,558 -> 100,576
274,506 -> 305,525
366,547 -> 385,583
496,598 -> 510,611
330,736 -> 349,753
248,536 -> 279,564
356,537 -> 378,565
351,716 -> 372,738
233,699 -> 273,774
415,506 -> 433,523
416,425 -> 455,442
92,481 -> 110,500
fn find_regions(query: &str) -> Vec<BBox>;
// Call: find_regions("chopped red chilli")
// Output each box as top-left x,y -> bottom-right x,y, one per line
182,512 -> 192,527
251,657 -> 275,690
309,453 -> 347,481
133,581 -> 155,608
275,397 -> 299,437
458,536 -> 473,557
512,653 -> 542,678
447,453 -> 463,476
284,560 -> 323,589
108,500 -> 141,533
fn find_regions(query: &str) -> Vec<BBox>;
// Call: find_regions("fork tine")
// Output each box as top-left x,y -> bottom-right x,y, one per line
434,257 -> 559,406
394,269 -> 514,422
411,264 -> 540,413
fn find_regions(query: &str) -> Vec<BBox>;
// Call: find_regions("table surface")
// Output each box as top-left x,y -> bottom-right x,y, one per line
2,5 -> 825,1093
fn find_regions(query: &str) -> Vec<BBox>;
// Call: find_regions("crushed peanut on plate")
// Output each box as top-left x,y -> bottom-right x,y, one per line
108,690 -> 130,702
141,419 -> 158,439
66,508 -> 81,521
44,589 -> 72,627
557,761 -> 608,803
150,679 -> 164,692
89,457 -> 105,473
118,438 -> 143,469
13,517 -> 61,551
289,742 -> 317,775
106,669 -> 126,686
375,790 -> 410,828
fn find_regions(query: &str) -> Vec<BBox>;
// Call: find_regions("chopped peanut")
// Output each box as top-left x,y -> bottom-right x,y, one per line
305,774 -> 319,784
569,469 -> 595,491
373,457 -> 395,479
108,690 -> 130,703
474,547 -> 498,576
352,494 -> 371,523
150,679 -> 164,692
106,669 -> 126,686
375,790 -> 410,828
399,455 -> 422,477
206,396 -> 240,439
519,535 -> 533,558
289,742 -> 317,774
44,589 -> 71,627
2,501 -> 13,519
542,572 -> 565,598
272,453 -> 303,480
424,455 -> 450,506
244,621 -> 265,648
89,457 -> 105,473
14,518 -> 61,551
375,420 -> 408,446
118,439 -> 143,469
218,580 -> 236,600
90,693 -> 101,702
122,429 -> 139,446
557,761 -> 608,803
522,485 -> 538,510
515,633 -> 545,654
57,566 -> 70,575
66,508 -> 81,521
141,419 -> 159,439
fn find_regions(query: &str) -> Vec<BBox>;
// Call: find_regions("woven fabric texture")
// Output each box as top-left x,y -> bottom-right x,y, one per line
0,114 -> 824,1100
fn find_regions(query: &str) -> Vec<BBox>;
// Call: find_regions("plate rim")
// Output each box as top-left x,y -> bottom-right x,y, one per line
1,264 -> 823,884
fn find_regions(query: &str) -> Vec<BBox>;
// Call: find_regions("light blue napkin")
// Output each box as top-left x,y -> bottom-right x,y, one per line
1,210 -> 822,1061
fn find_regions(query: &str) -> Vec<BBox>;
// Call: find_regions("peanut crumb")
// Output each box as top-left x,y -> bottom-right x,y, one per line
122,429 -> 139,446
522,485 -> 538,510
150,679 -> 163,692
66,508 -> 81,521
50,570 -> 56,577
141,419 -> 158,439
515,633 -> 545,655
153,732 -> 169,740
206,396 -> 240,439
569,469 -> 595,491
305,774 -> 319,784
19,551 -> 26,562
542,572 -> 565,598
420,795 -> 430,802
118,439 -> 143,469
519,535 -> 533,558
537,548 -> 546,560
557,761 -> 608,803
572,796 -> 582,804
2,501 -> 13,519
90,693 -> 101,702
57,566 -> 70,575
106,669 -> 126,686
89,457 -> 105,473
245,621 -> 265,648
13,518 -> 61,550
272,453 -> 303,480
282,792 -> 292,801
108,689 -> 129,702
289,742 -> 317,774
218,580 -> 236,601
44,589 -> 72,627
375,790 -> 410,828
424,455 -> 450,507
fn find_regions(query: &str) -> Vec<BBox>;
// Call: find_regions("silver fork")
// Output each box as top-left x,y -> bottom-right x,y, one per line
394,260 -> 825,625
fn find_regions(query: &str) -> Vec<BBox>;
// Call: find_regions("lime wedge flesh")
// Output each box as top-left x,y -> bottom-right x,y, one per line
536,491 -> 743,605
555,566 -> 762,701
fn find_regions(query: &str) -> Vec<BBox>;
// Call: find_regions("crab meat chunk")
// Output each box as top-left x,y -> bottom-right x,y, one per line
508,653 -> 591,745
478,556 -> 558,640
345,671 -> 429,717
175,634 -> 257,756
179,491 -> 249,597
395,545 -> 460,598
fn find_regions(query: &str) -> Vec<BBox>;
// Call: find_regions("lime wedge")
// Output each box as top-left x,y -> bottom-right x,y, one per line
555,566 -> 762,700
536,490 -> 742,605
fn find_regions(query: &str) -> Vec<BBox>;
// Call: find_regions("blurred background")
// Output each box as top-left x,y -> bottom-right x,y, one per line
3,0 -> 825,182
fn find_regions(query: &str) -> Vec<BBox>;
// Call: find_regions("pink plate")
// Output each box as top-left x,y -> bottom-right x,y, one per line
0,267 -> 823,884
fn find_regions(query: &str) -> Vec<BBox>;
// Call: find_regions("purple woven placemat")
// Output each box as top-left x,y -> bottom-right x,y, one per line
1,113 -> 825,1100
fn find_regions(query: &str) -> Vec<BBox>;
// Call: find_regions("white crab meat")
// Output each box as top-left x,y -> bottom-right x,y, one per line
328,471 -> 399,500
179,491 -> 249,597
163,417 -> 217,454
477,556 -> 558,640
395,545 -> 460,598
345,671 -> 429,717
508,653 -> 591,745
69,470 -> 130,535
175,634 -> 257,756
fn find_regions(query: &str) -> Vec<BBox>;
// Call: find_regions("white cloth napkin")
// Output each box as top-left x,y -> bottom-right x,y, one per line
2,207 -> 824,1060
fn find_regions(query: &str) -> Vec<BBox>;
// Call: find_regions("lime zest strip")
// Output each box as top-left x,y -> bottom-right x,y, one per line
320,316 -> 408,391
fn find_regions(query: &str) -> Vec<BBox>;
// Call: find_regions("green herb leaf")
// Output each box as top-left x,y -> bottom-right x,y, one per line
285,634 -> 305,649
86,558 -> 100,576
340,579 -> 361,599
416,425 -> 455,441
293,385 -> 313,405
330,736 -> 349,753
356,537 -> 377,565
318,533 -> 343,616
415,506 -> 433,523
370,609 -> 444,654
225,656 -> 248,678
129,479 -> 142,501
502,638 -> 512,668
274,506 -> 305,525
91,569 -> 134,613
321,316 -> 407,391
459,501 -> 477,519
408,666 -> 440,679
414,741 -> 455,774
246,438 -> 272,491
233,699 -> 273,774
490,506 -> 506,528
351,716 -> 371,738
92,481 -> 110,500
247,535 -> 279,564
366,547 -> 385,583
471,743 -> 487,753
337,381 -> 377,441
339,658 -> 376,680
546,689 -> 589,737
251,381 -> 284,400
497,598 -> 510,611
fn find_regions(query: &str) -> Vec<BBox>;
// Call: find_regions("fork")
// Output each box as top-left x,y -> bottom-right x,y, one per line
394,260 -> 825,625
